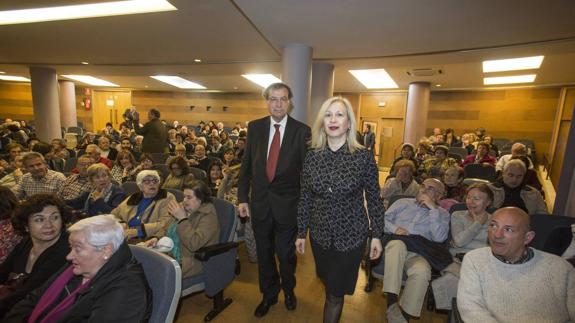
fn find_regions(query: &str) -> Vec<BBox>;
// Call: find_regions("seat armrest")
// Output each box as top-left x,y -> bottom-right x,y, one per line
194,242 -> 239,261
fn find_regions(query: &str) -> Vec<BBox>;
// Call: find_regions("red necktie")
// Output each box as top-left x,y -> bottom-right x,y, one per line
266,124 -> 281,182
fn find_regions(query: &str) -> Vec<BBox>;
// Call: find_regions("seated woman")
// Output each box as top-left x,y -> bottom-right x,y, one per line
381,160 -> 419,208
0,194 -> 71,319
0,187 -> 20,264
67,164 -> 126,218
389,143 -> 418,176
483,135 -> 499,157
415,138 -> 433,165
125,153 -> 154,183
110,150 -> 137,183
221,148 -> 240,169
418,145 -> 459,179
431,183 -> 493,310
462,141 -> 496,166
112,170 -> 176,242
4,215 -> 151,322
440,166 -> 466,210
206,161 -> 224,196
162,156 -> 195,191
444,128 -> 461,147
146,180 -> 219,279
460,133 -> 476,155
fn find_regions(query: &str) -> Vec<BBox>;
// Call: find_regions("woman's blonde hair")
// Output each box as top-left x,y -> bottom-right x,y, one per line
310,96 -> 363,153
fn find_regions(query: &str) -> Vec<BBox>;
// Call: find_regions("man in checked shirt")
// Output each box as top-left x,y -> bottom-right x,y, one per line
12,152 -> 66,200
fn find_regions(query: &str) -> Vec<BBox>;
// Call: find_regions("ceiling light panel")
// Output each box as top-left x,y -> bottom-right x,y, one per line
483,74 -> 536,85
241,74 -> 282,88
349,69 -> 398,89
0,75 -> 30,82
150,76 -> 206,89
63,75 -> 119,87
482,56 -> 544,73
0,0 -> 177,25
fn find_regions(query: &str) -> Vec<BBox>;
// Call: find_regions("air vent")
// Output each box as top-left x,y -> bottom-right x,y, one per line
406,68 -> 443,77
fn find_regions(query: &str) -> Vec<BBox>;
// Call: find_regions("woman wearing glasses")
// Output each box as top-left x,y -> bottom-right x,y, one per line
111,170 -> 176,243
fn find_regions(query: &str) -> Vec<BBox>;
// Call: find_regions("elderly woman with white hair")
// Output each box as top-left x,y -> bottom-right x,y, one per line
112,170 -> 176,242
4,215 -> 151,322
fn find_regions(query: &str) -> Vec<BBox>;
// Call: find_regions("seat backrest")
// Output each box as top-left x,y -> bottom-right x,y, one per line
189,167 -> 207,180
462,177 -> 490,186
528,214 -> 575,253
129,245 -> 182,323
165,188 -> 183,202
121,181 -> 140,196
152,164 -> 170,180
63,157 -> 78,173
448,147 -> 468,159
212,198 -> 238,243
463,164 -> 496,181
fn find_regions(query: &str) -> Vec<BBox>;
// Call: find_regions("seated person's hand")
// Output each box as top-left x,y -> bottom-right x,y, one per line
143,237 -> 158,248
90,190 -> 102,201
125,228 -> 138,238
295,238 -> 305,254
395,227 -> 410,235
167,200 -> 187,221
418,193 -> 437,209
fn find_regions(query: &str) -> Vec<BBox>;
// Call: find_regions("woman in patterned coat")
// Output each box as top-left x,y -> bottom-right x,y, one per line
296,96 -> 384,323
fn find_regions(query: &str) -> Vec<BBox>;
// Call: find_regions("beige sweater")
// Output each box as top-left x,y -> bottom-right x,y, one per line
458,247 -> 575,323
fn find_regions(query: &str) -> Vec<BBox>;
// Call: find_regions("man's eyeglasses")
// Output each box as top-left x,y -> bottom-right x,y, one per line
419,184 -> 438,194
267,96 -> 289,103
142,178 -> 159,184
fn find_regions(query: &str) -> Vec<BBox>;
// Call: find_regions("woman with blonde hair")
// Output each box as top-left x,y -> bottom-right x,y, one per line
296,96 -> 384,323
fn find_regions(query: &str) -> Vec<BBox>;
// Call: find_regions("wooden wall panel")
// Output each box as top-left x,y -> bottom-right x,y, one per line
428,88 -> 560,162
0,83 -> 34,122
562,88 -> 575,121
550,122 -> 570,188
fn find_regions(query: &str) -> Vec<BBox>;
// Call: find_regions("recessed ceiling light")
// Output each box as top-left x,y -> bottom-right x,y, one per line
81,61 -> 89,65
233,86 -> 239,90
62,75 -> 119,87
349,69 -> 398,89
483,74 -> 536,85
194,59 -> 202,63
483,56 -> 544,73
0,75 -> 30,82
241,74 -> 282,88
0,0 -> 177,26
435,84 -> 442,87
144,85 -> 148,88
150,76 -> 206,89
0,71 -> 5,74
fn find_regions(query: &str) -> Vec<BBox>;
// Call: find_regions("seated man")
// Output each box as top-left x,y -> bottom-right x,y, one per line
57,155 -> 94,200
381,159 -> 419,208
457,207 -> 575,322
12,152 -> 66,200
383,178 -> 450,322
488,159 -> 547,214
495,142 -> 534,172
97,135 -> 118,161
85,144 -> 113,169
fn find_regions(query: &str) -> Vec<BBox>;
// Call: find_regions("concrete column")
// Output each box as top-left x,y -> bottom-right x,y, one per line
30,67 -> 62,141
309,62 -> 334,124
59,81 -> 77,129
403,82 -> 431,145
282,43 -> 312,125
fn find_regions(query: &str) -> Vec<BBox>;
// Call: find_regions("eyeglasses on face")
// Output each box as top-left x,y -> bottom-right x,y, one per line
142,178 -> 159,184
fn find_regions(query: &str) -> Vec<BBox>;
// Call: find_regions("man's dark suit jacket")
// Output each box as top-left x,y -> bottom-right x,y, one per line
134,118 -> 168,154
238,116 -> 310,226
364,131 -> 375,150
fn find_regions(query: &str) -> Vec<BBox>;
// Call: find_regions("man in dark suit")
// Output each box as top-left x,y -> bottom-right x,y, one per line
238,83 -> 310,317
133,108 -> 168,154
363,123 -> 375,151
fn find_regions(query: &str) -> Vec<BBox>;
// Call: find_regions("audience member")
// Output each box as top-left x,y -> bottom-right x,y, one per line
111,170 -> 175,242
431,183 -> 493,310
46,138 -> 69,160
444,128 -> 461,147
126,153 -> 154,182
483,135 -> 499,157
428,128 -> 443,144
440,166 -> 466,210
133,108 -> 168,154
419,145 -> 459,179
206,161 -> 223,196
84,144 -> 113,169
97,135 -> 118,161
57,155 -> 94,200
0,194 -> 71,319
381,159 -> 419,208
0,187 -> 19,263
67,164 -> 126,218
462,141 -> 496,167
234,137 -> 246,161
162,156 -> 195,191
390,143 -> 418,176
12,152 -> 66,200
110,150 -> 137,183
495,142 -> 534,172
383,178 -> 450,322
457,207 -> 575,323
415,138 -> 433,165
189,144 -> 212,172
460,133 -> 476,155
0,155 -> 25,189
5,143 -> 23,163
146,181 -> 219,278
510,155 -> 543,193
222,148 -> 239,169
4,215 -> 152,322
488,159 -> 547,214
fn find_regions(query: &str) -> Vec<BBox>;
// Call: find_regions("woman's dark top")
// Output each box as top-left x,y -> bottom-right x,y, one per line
0,232 -> 70,319
4,242 -> 151,323
66,185 -> 126,217
298,145 -> 384,251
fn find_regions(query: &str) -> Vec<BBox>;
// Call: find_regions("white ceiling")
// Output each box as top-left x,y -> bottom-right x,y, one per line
0,0 -> 575,92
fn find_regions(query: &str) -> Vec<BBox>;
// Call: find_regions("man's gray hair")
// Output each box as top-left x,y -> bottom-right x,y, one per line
504,159 -> 527,173
262,83 -> 293,100
68,214 -> 124,253
22,151 -> 45,165
136,170 -> 160,186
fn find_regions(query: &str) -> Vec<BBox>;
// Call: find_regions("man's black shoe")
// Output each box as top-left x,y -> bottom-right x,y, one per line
285,292 -> 297,311
254,298 -> 278,317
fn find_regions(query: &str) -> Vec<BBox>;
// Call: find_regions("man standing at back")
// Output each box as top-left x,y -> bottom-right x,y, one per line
238,83 -> 310,318
133,108 -> 168,154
